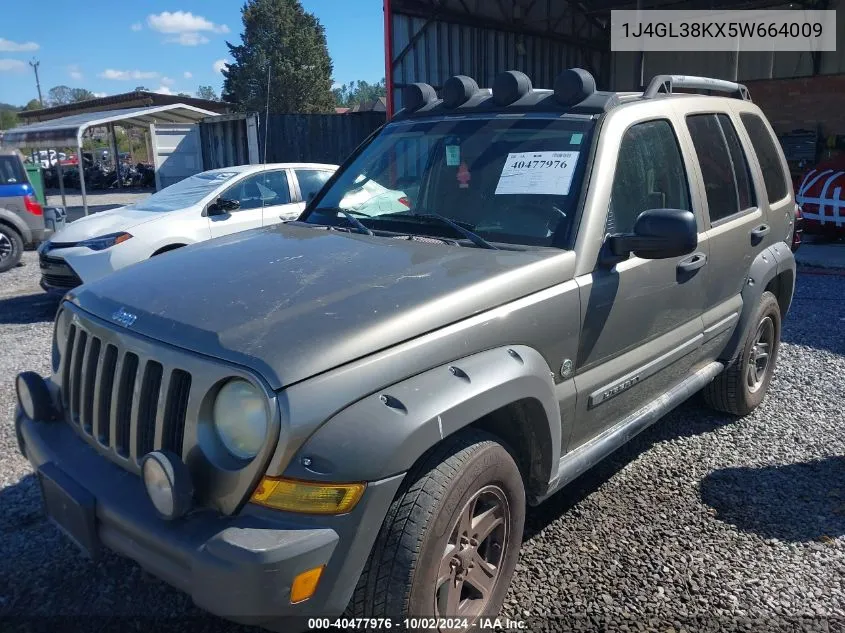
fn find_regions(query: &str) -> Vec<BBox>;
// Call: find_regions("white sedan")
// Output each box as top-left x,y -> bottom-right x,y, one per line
38,162 -> 337,293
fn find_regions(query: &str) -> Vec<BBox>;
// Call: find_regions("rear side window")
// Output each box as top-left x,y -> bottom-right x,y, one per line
740,112 -> 788,203
296,169 -> 333,202
607,119 -> 691,235
0,156 -> 26,185
686,113 -> 755,223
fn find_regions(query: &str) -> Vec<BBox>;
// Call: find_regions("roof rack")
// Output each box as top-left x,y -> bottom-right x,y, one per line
643,75 -> 751,101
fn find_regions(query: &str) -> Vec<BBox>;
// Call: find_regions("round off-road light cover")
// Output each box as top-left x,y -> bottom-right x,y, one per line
141,450 -> 193,520
15,371 -> 53,421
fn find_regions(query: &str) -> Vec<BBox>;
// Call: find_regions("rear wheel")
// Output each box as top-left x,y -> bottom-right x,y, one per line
703,290 -> 781,415
349,429 -> 525,632
0,224 -> 23,273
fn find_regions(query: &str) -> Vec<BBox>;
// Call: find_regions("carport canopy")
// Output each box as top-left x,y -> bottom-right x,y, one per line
2,104 -> 218,216
2,104 -> 216,147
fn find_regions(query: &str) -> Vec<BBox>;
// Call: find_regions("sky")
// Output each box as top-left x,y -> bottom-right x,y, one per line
0,0 -> 386,106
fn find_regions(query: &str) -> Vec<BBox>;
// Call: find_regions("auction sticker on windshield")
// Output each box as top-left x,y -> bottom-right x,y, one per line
495,151 -> 579,196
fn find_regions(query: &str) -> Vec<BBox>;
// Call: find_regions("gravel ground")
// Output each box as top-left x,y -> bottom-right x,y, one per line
1,253 -> 843,632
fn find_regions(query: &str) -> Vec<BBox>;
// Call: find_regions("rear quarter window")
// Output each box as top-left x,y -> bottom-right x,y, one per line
739,113 -> 788,203
0,156 -> 26,185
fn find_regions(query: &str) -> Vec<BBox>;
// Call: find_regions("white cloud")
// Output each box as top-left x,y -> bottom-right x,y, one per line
183,71 -> 192,79
161,76 -> 175,86
0,59 -> 26,72
68,65 -> 83,80
99,68 -> 159,81
168,32 -> 209,46
130,22 -> 142,32
153,85 -> 174,95
213,59 -> 231,74
93,92 -> 107,98
0,38 -> 39,52
147,11 -> 228,46
147,11 -> 229,34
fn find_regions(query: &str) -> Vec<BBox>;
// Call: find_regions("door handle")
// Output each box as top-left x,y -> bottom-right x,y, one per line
750,224 -> 770,244
677,251 -> 707,274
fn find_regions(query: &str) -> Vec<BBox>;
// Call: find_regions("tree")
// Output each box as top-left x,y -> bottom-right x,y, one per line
177,92 -> 191,98
48,85 -> 74,106
23,99 -> 41,111
196,85 -> 219,101
0,109 -> 18,130
333,78 -> 386,108
70,88 -> 95,102
222,0 -> 335,113
134,86 -> 149,92
48,85 -> 96,106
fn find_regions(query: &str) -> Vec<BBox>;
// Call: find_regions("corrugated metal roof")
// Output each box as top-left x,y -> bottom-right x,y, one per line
1,104 -> 219,147
18,90 -> 230,123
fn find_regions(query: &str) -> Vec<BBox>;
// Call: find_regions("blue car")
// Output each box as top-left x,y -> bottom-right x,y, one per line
0,149 -> 51,273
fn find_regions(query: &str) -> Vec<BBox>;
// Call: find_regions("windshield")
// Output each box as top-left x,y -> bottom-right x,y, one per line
125,170 -> 241,212
303,116 -> 595,247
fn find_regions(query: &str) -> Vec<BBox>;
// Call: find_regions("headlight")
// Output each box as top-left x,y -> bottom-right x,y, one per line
212,379 -> 268,459
78,232 -> 132,251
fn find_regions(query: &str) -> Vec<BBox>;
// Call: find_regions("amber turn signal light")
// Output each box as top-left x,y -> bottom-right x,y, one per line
250,476 -> 365,515
290,565 -> 325,603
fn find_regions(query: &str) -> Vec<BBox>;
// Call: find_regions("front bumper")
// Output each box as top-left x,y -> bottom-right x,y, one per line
39,251 -> 83,293
16,403 -> 404,630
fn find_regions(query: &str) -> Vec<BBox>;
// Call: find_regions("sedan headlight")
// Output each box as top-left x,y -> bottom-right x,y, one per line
212,379 -> 269,459
78,232 -> 133,251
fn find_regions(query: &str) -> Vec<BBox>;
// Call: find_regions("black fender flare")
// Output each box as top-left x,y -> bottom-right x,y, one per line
721,243 -> 795,363
282,345 -> 563,485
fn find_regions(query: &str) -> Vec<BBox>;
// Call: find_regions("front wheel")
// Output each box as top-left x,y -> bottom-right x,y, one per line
0,224 -> 23,273
349,429 -> 525,632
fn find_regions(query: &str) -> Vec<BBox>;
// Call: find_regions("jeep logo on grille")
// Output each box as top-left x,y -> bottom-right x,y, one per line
111,307 -> 137,328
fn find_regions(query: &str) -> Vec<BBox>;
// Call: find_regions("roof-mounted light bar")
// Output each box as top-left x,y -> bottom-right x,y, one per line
402,82 -> 438,112
643,74 -> 751,101
442,75 -> 479,108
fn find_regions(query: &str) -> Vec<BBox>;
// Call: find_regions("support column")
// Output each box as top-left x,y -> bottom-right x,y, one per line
77,137 -> 89,216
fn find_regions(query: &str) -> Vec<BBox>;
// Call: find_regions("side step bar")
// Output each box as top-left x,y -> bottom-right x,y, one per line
532,361 -> 724,505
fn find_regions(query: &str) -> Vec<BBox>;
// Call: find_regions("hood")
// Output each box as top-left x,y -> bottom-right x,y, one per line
69,224 -> 567,389
51,206 -> 173,243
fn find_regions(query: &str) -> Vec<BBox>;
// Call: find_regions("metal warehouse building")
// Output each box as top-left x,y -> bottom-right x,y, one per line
383,0 -> 845,159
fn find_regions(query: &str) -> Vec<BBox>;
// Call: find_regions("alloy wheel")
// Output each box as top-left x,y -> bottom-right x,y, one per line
747,316 -> 775,393
435,485 -> 510,628
0,233 -> 11,262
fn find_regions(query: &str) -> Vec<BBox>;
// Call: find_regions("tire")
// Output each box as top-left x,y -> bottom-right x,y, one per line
0,224 -> 23,273
703,290 -> 781,416
348,429 -> 525,632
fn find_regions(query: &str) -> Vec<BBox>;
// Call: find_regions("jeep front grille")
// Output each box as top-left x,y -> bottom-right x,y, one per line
61,322 -> 192,464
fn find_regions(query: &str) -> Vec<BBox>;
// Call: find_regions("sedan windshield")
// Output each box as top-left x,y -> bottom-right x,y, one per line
125,170 -> 241,212
303,116 -> 595,247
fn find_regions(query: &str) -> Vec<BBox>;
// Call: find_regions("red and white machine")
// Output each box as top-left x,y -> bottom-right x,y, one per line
796,156 -> 845,239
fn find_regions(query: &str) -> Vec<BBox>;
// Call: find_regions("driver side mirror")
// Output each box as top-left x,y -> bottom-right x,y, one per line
208,197 -> 240,216
606,208 -> 697,261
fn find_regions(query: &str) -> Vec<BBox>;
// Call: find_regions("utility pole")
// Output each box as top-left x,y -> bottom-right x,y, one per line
30,58 -> 44,107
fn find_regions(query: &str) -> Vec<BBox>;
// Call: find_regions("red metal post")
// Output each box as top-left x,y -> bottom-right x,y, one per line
384,0 -> 395,118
